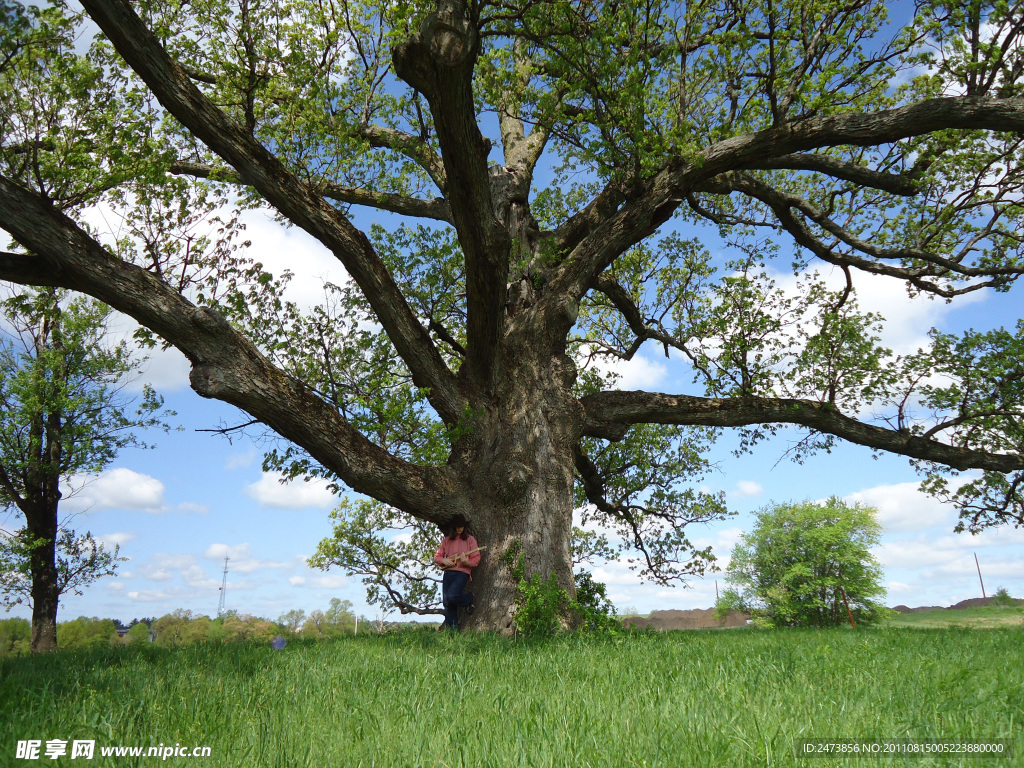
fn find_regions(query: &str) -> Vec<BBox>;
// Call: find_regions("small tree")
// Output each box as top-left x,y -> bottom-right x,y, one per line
277,608 -> 307,634
123,620 -> 152,644
990,587 -> 1017,608
716,498 -> 889,628
0,287 -> 167,652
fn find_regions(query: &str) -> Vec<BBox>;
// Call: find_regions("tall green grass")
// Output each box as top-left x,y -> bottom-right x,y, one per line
2,627 -> 1021,767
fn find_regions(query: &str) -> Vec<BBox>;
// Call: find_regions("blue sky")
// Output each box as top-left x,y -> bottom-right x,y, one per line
4,202 -> 1023,627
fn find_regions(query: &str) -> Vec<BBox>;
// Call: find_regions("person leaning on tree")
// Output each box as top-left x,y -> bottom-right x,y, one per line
434,515 -> 481,631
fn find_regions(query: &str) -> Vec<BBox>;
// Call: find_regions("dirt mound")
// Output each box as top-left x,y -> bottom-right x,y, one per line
622,608 -> 749,630
950,596 -> 1024,609
892,597 -> 1023,613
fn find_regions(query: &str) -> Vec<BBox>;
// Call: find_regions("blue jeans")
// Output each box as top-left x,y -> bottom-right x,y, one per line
442,570 -> 473,629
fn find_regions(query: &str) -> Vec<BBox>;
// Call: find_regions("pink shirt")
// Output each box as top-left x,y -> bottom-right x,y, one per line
434,534 -> 481,578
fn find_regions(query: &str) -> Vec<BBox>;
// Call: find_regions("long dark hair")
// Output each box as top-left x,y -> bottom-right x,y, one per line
446,515 -> 469,540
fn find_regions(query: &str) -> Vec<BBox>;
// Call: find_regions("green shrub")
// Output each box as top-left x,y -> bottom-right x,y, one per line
0,617 -> 30,655
716,498 -> 890,628
991,587 -> 1017,607
502,542 -> 617,637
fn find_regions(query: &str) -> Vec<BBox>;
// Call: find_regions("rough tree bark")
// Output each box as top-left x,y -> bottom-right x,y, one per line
26,499 -> 59,653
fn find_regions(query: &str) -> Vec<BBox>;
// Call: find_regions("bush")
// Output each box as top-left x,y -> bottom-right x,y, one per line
991,587 -> 1017,607
0,617 -> 30,655
573,571 -> 618,632
57,617 -> 118,649
715,498 -> 890,628
503,543 -> 617,637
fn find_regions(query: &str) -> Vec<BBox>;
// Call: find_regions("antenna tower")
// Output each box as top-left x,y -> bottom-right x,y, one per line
217,557 -> 229,616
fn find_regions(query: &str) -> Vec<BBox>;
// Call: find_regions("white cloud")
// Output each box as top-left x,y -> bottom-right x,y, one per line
126,587 -> 204,603
875,519 -> 1024,584
289,576 -> 307,586
885,581 -> 916,597
311,573 -> 348,589
63,468 -> 167,514
175,502 -> 209,515
182,565 -> 220,590
692,526 -> 745,560
590,561 -> 645,587
731,480 -> 763,499
238,209 -> 349,312
844,481 -> 958,534
874,536 -> 965,571
123,339 -> 192,393
138,553 -> 197,583
588,351 -> 669,391
98,532 -> 138,548
225,449 -> 259,471
244,472 -> 337,510
204,542 -> 291,574
847,272 -> 986,356
770,267 -> 986,358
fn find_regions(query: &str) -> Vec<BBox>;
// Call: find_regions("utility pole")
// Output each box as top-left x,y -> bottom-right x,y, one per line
975,553 -> 986,599
217,557 -> 229,616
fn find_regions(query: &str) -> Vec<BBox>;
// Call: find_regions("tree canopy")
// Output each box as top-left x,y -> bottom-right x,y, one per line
0,0 -> 1023,629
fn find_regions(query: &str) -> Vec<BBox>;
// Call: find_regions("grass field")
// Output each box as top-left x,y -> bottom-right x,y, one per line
886,605 -> 1024,630
2,625 -> 1021,768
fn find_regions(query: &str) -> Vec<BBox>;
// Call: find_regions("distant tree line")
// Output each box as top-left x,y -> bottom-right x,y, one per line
0,598 -> 364,655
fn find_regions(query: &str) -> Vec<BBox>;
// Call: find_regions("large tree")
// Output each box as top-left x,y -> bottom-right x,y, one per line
0,0 -> 1023,630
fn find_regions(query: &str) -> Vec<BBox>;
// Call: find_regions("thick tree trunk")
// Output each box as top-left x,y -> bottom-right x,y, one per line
27,502 -> 59,653
452,341 -> 583,633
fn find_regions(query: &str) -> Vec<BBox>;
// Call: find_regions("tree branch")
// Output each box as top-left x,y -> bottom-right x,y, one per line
744,153 -> 920,196
357,123 -> 448,193
168,161 -> 452,222
572,445 -> 661,576
581,390 -> 1024,474
0,178 -> 464,523
392,4 -> 509,389
716,171 -> 1024,296
78,0 -> 463,424
589,274 -> 687,359
547,95 -> 1024,306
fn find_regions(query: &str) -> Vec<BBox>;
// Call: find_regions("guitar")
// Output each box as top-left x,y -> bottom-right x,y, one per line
440,546 -> 486,569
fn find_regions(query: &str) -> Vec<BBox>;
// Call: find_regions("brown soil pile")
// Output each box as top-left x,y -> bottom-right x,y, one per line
622,608 -> 750,630
891,596 -> 1024,613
